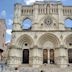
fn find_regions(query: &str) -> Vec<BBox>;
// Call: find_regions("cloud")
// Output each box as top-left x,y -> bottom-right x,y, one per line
25,0 -> 44,5
7,19 -> 13,25
5,40 -> 10,44
6,29 -> 12,35
0,10 -> 6,18
24,0 -> 66,5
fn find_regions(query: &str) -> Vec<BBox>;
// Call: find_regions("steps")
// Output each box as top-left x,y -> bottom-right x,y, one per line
0,65 -> 72,72
19,64 -> 32,68
40,64 -> 59,68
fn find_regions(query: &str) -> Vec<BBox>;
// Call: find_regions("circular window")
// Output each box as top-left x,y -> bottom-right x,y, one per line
69,43 -> 72,46
22,18 -> 32,30
25,43 -> 28,46
54,23 -> 56,26
41,23 -> 43,26
44,17 -> 52,26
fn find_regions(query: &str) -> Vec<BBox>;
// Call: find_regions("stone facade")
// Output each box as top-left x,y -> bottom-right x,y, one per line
7,1 -> 72,68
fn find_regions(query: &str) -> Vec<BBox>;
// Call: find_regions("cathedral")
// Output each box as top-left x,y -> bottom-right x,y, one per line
0,1 -> 72,71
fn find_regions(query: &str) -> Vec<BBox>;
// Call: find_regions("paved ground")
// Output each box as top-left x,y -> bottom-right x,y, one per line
0,65 -> 72,72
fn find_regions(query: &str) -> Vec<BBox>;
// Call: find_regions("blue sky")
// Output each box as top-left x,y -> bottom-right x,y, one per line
0,0 -> 72,43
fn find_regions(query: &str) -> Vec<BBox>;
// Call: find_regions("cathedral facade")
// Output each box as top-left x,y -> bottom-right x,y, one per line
7,1 -> 72,68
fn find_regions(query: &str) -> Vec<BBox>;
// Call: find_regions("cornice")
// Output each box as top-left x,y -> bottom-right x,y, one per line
12,30 -> 72,32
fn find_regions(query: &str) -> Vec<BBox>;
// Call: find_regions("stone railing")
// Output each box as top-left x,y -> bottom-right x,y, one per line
63,6 -> 72,16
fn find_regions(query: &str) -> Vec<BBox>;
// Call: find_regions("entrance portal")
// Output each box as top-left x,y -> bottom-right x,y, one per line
22,49 -> 29,64
43,49 -> 54,64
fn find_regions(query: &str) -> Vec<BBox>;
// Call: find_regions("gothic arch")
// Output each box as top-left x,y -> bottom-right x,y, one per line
64,16 -> 72,20
64,34 -> 72,48
37,33 -> 60,48
16,34 -> 34,48
23,17 -> 32,21
22,16 -> 33,23
21,18 -> 32,29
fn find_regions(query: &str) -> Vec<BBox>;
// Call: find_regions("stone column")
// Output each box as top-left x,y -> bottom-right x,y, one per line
48,49 -> 50,64
32,4 -> 39,30
0,52 -> 2,61
55,45 -> 68,68
32,45 -> 42,68
33,4 -> 38,23
29,48 -> 33,66
58,2 -> 64,30
7,46 -> 22,68
13,3 -> 22,31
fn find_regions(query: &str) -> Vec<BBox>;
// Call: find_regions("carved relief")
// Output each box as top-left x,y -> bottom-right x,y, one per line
44,17 -> 53,26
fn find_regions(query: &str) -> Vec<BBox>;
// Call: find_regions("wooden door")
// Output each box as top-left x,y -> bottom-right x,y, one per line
50,49 -> 54,64
22,49 -> 29,64
68,49 -> 72,63
43,49 -> 48,64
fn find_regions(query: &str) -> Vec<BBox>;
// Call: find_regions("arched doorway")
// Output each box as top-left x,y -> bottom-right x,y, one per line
38,33 -> 60,64
16,34 -> 34,64
64,34 -> 72,64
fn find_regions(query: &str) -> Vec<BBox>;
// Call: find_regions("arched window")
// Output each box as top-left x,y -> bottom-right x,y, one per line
22,18 -> 32,30
64,18 -> 72,28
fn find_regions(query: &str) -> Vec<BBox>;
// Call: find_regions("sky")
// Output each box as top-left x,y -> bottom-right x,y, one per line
0,0 -> 72,43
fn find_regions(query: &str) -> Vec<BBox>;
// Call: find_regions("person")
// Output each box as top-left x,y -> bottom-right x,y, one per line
0,49 -> 4,71
41,70 -> 44,72
15,67 -> 20,72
